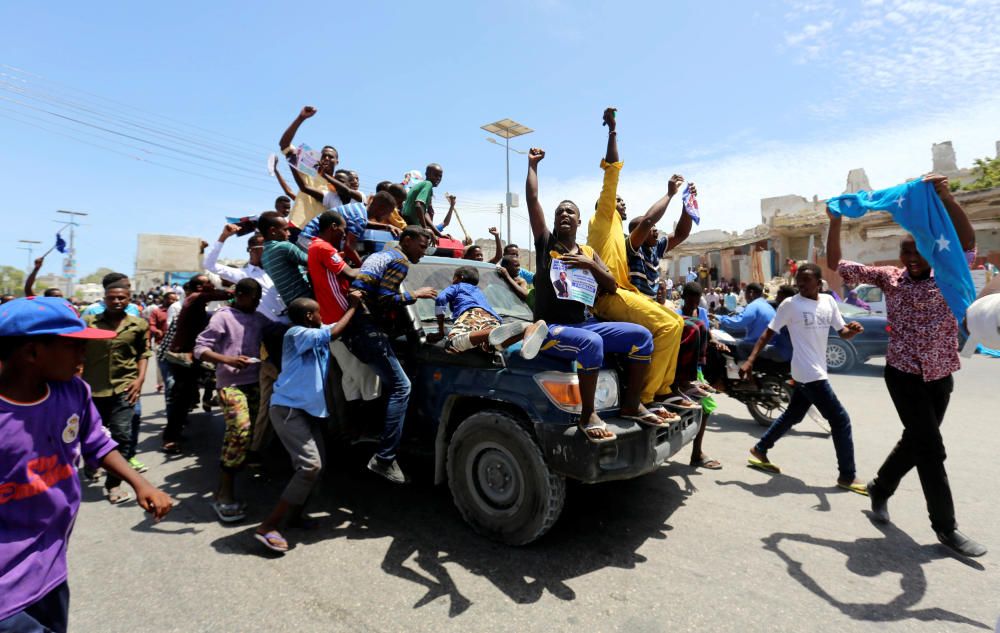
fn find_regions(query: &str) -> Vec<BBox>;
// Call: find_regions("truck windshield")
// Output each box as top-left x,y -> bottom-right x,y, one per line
405,262 -> 535,323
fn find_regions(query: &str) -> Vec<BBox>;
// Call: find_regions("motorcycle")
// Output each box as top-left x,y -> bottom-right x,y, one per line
709,328 -> 794,427
709,328 -> 831,432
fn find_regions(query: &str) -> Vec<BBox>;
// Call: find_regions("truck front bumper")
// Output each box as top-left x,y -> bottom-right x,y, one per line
534,405 -> 703,483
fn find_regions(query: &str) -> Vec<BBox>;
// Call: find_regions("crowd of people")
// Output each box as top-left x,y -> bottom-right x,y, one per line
1,105 -> 995,632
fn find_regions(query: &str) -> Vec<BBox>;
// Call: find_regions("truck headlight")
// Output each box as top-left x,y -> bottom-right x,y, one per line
534,370 -> 619,413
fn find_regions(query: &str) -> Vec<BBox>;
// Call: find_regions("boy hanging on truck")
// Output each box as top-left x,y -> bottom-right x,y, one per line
431,265 -> 547,357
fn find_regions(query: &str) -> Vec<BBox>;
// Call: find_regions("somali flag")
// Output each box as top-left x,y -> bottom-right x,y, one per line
826,179 -> 975,322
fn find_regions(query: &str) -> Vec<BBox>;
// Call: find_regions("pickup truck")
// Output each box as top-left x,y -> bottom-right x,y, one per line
328,255 -> 701,545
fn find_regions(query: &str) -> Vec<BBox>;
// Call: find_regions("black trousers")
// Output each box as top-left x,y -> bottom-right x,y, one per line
872,365 -> 956,533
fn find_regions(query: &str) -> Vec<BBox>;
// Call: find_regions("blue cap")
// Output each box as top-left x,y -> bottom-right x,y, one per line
0,297 -> 116,339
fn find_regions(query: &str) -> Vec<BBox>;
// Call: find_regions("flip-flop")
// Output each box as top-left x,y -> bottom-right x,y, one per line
659,395 -> 701,410
691,456 -> 723,470
106,487 -> 132,504
837,481 -> 870,496
212,501 -> 246,523
578,419 -> 616,444
644,404 -> 681,421
747,457 -> 781,474
621,410 -> 669,428
254,530 -> 289,553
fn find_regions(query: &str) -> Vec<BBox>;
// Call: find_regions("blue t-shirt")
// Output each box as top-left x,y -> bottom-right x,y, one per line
271,324 -> 333,418
518,269 -> 535,285
434,282 -> 500,321
80,301 -> 142,318
719,297 -> 775,343
300,202 -> 368,242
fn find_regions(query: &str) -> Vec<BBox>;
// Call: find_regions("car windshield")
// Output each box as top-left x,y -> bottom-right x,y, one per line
836,300 -> 871,317
404,260 -> 535,323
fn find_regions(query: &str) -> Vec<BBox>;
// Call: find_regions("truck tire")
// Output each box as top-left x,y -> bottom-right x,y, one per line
447,410 -> 565,546
826,339 -> 856,373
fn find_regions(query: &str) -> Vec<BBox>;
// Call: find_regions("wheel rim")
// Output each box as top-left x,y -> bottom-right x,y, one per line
467,441 -> 524,513
827,344 -> 847,368
750,381 -> 791,422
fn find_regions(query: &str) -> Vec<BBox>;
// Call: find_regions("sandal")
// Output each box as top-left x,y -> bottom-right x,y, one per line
162,441 -> 181,455
621,408 -> 669,428
837,479 -> 869,496
747,456 -> 781,474
578,418 -> 616,444
658,395 -> 701,410
644,404 -> 681,421
254,530 -> 289,553
107,486 -> 132,504
212,501 -> 246,523
691,456 -> 723,470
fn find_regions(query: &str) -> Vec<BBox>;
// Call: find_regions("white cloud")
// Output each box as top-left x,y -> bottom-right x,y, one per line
449,98 -> 1000,245
782,0 -> 1000,111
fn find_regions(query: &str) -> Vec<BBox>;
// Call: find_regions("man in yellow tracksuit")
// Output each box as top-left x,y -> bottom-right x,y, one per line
587,108 -> 685,406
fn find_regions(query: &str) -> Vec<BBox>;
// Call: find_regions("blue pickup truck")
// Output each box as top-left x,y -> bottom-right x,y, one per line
329,255 -> 701,545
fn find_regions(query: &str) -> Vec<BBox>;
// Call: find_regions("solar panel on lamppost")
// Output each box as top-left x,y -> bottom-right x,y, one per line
18,239 -> 42,272
481,119 -> 533,245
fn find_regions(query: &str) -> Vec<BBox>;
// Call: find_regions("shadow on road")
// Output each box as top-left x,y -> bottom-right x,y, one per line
207,454 -> 695,617
705,412 -> 829,441
715,470 -> 839,511
762,519 -> 989,629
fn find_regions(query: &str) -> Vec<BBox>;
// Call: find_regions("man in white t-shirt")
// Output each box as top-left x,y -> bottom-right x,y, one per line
739,263 -> 867,493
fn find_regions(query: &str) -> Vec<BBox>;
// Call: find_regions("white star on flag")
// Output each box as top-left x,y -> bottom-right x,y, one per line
895,195 -> 905,208
845,199 -> 853,207
935,234 -> 950,251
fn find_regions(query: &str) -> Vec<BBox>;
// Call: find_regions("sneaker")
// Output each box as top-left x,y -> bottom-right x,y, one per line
867,481 -> 890,524
487,321 -> 527,346
367,455 -> 406,484
519,320 -> 548,360
936,529 -> 987,558
128,457 -> 149,473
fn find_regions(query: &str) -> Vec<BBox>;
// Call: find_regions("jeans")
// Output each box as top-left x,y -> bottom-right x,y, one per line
344,317 -> 410,462
871,365 -> 956,533
755,379 -> 856,480
0,581 -> 69,633
128,400 -> 142,461
164,362 -> 199,443
158,358 -> 175,409
92,394 -> 135,489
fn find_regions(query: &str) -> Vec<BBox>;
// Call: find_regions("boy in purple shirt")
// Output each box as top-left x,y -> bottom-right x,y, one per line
0,297 -> 172,633
194,278 -> 270,523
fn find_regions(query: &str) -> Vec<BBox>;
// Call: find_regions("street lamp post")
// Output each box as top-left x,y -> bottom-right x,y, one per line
17,239 -> 42,272
481,119 -> 533,246
56,210 -> 88,297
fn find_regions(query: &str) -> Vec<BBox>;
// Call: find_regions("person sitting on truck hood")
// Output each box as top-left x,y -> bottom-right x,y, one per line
525,146 -> 670,444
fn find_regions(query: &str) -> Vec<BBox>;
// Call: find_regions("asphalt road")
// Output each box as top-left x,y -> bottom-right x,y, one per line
67,357 -> 1000,632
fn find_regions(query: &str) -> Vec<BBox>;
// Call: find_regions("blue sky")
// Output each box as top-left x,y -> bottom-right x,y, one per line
2,0 -> 999,282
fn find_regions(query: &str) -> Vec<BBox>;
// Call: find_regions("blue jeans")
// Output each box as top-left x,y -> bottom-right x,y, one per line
755,379 -> 856,480
0,581 -> 69,633
344,317 -> 410,463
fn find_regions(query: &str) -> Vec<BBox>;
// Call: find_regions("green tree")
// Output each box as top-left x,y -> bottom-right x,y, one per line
954,156 -> 1000,191
79,267 -> 115,285
0,266 -> 26,296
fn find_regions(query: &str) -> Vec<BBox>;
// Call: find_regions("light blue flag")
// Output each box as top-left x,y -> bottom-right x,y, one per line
826,179 -> 975,322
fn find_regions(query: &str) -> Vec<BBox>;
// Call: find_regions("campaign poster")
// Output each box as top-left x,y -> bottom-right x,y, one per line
549,256 -> 597,307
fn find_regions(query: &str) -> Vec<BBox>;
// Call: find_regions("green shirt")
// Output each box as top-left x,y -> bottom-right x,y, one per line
400,180 -> 434,226
261,240 -> 312,305
82,313 -> 151,398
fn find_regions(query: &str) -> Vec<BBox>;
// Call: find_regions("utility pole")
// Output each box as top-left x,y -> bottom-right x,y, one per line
17,239 -> 42,272
56,210 -> 88,297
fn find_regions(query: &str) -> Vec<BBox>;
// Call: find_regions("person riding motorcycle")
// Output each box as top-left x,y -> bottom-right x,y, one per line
717,283 -> 789,363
